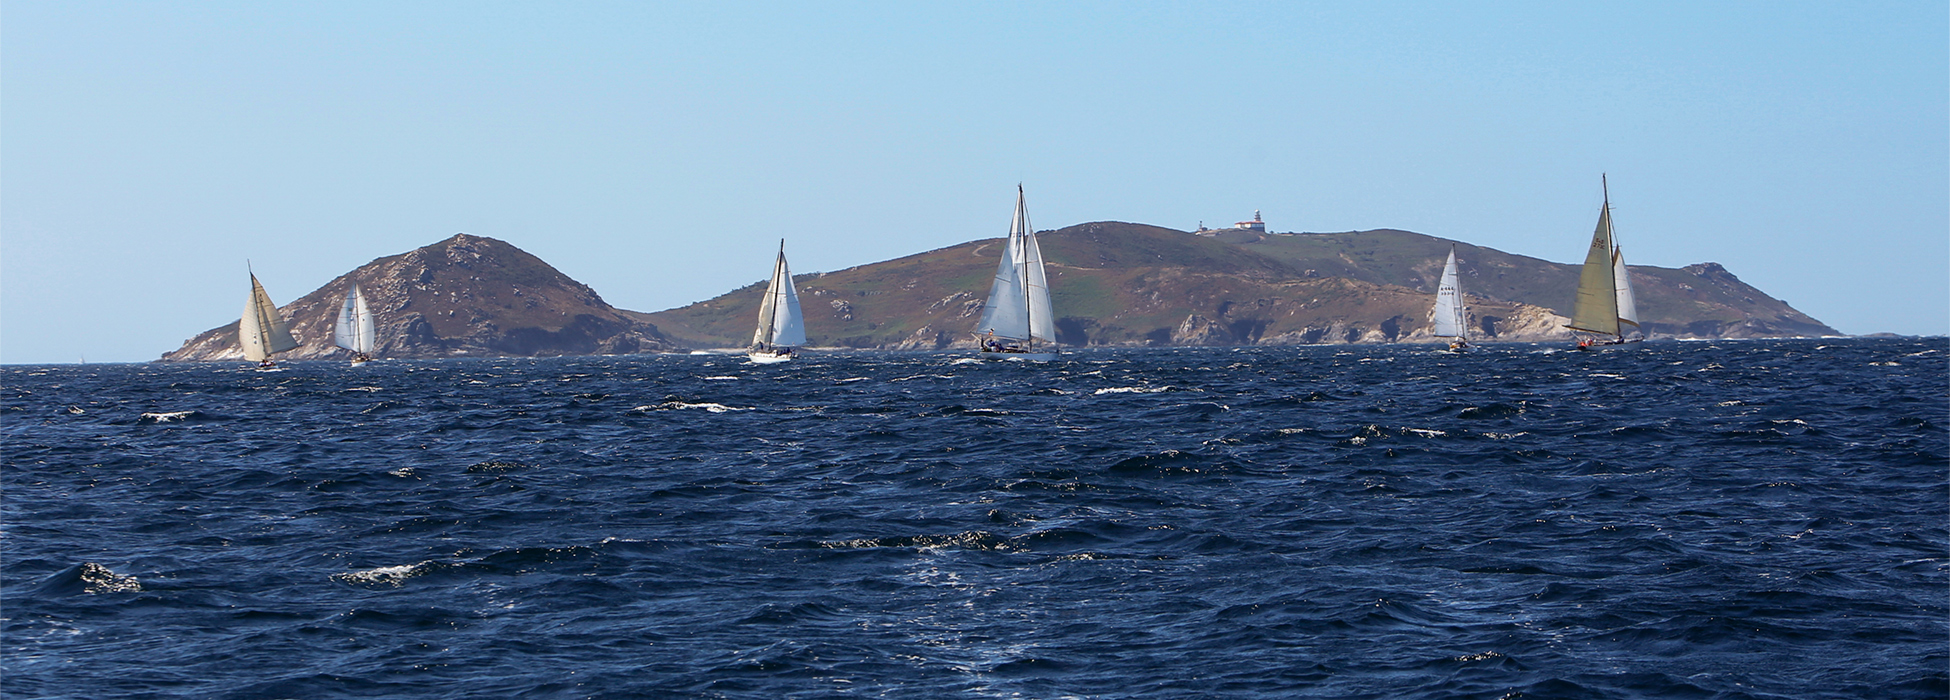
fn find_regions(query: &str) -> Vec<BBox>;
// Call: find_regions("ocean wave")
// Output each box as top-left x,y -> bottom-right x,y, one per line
331,561 -> 442,588
137,410 -> 201,424
821,531 -> 1016,552
37,563 -> 141,595
465,460 -> 532,473
6,339 -> 1942,699
630,401 -> 751,413
1093,386 -> 1172,395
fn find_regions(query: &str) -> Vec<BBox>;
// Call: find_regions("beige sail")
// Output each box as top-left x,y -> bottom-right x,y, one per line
1566,194 -> 1619,336
240,273 -> 299,361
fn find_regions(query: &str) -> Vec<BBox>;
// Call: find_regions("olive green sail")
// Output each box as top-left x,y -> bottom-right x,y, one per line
1567,178 -> 1629,338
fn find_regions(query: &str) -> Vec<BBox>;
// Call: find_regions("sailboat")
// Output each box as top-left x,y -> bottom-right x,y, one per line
974,185 -> 1057,361
749,240 -> 806,364
1430,244 -> 1469,351
1566,176 -> 1643,349
240,270 -> 299,368
334,283 -> 377,365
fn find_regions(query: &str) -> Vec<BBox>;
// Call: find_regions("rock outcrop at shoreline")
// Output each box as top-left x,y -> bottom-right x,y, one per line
159,234 -> 673,362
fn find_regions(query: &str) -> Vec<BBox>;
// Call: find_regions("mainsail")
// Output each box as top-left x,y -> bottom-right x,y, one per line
752,241 -> 806,348
975,186 -> 1055,345
240,273 -> 299,361
334,283 -> 376,354
1430,246 -> 1466,339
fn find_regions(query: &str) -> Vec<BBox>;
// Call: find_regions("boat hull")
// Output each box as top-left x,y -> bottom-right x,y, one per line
979,350 -> 1057,362
748,351 -> 794,364
1576,337 -> 1644,351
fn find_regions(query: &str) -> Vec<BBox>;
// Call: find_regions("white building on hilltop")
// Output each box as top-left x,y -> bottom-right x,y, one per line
1235,210 -> 1266,232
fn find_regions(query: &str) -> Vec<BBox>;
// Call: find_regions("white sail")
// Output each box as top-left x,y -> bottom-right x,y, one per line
240,273 -> 299,362
334,284 -> 376,354
752,242 -> 806,348
1431,246 -> 1466,338
976,208 -> 1029,339
975,186 -> 1054,344
753,260 -> 780,347
1567,184 -> 1621,337
1612,246 -> 1639,330
1020,212 -> 1056,344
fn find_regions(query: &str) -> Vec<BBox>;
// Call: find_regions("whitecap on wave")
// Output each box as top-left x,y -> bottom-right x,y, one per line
59,563 -> 142,594
1093,386 -> 1171,395
890,374 -> 956,382
332,561 -> 439,588
138,410 -> 198,424
631,401 -> 751,413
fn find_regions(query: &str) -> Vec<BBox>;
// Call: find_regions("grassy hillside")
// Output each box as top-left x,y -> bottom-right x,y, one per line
633,222 -> 1836,349
1221,228 -> 1832,337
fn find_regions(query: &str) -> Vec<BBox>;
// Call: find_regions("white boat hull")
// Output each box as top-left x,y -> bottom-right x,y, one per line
748,351 -> 794,364
979,350 -> 1057,362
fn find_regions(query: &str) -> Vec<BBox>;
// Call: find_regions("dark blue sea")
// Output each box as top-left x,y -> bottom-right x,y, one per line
5,339 -> 1946,699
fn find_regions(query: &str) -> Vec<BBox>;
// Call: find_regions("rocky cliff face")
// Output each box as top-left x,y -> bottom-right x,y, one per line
160,234 -> 672,362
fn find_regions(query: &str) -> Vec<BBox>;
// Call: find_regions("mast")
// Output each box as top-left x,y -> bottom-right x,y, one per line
1017,185 -> 1054,349
1019,184 -> 1032,351
1603,175 -> 1622,341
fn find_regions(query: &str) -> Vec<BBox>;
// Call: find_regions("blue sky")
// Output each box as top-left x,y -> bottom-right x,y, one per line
4,2 -> 1945,363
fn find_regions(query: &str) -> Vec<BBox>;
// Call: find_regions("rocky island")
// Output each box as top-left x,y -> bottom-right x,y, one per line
161,223 -> 1836,361
637,222 -> 1836,349
160,234 -> 672,361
